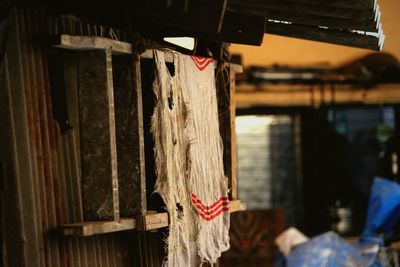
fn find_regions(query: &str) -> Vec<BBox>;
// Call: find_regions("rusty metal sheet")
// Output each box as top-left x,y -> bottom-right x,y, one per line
1,6 -> 141,267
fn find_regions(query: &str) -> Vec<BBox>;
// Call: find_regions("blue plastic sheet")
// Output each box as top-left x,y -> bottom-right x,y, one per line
285,232 -> 372,267
362,177 -> 400,240
277,177 -> 400,267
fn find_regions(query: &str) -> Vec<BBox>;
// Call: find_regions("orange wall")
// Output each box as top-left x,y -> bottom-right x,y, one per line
230,0 -> 400,67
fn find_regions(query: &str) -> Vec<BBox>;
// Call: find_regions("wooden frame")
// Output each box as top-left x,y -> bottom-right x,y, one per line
51,35 -> 245,237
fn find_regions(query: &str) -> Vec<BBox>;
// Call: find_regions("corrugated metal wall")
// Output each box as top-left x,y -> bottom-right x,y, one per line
0,7 -> 144,267
236,114 -> 299,226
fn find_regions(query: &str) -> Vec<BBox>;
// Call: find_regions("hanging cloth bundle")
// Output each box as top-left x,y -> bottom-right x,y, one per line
151,50 -> 230,266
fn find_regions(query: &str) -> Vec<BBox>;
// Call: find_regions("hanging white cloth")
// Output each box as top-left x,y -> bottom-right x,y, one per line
151,50 -> 230,266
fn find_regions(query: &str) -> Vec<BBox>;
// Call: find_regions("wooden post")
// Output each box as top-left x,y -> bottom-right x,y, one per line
216,63 -> 242,200
229,65 -> 238,200
112,55 -> 147,217
132,58 -> 147,215
78,49 -> 120,221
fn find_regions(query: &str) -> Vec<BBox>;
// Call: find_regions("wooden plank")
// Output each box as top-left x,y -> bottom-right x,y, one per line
229,66 -> 238,200
228,62 -> 243,74
216,64 -> 232,199
58,200 -> 245,237
52,34 -> 132,55
132,57 -> 147,215
112,54 -> 147,217
113,56 -> 139,217
78,50 -> 119,221
140,49 -> 174,63
136,212 -> 169,231
265,21 -> 384,51
229,200 -> 246,213
216,63 -> 242,200
59,219 -> 136,237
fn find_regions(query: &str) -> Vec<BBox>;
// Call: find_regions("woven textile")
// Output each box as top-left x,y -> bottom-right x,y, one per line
151,50 -> 230,266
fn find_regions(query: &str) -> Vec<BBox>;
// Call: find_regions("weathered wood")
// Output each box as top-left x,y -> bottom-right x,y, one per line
265,21 -> 383,51
228,62 -> 243,74
78,49 -> 119,221
52,34 -> 132,55
132,57 -> 148,215
229,200 -> 246,213
136,212 -> 169,231
59,219 -> 136,237
229,66 -> 238,200
139,10 -> 266,46
58,199 -> 244,237
140,49 -> 175,63
216,63 -> 242,200
113,55 -> 147,217
113,56 -> 141,217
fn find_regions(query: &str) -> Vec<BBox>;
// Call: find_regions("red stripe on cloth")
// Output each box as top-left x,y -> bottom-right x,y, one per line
191,197 -> 229,213
190,192 -> 230,221
191,193 -> 229,211
192,200 -> 229,215
190,56 -> 214,71
198,207 -> 230,221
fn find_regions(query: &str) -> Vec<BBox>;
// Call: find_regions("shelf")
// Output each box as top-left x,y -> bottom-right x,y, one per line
59,218 -> 136,237
51,34 -> 132,55
236,83 -> 400,108
59,200 -> 246,237
229,200 -> 247,213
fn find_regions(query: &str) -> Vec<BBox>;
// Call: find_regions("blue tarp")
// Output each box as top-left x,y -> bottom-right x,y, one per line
362,177 -> 400,240
277,177 -> 400,267
285,232 -> 373,267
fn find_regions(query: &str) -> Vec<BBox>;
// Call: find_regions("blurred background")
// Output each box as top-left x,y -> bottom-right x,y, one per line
220,0 -> 400,266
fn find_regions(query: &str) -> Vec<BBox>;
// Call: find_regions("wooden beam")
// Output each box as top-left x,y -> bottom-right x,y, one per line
78,49 -> 120,221
140,49 -> 175,63
227,62 -> 243,74
51,34 -> 132,55
138,10 -> 266,46
112,55 -> 148,217
229,200 -> 246,213
58,200 -> 245,237
236,83 -> 400,108
131,56 -> 147,215
265,21 -> 384,51
216,63 -> 242,200
229,65 -> 239,200
59,218 -> 136,237
136,212 -> 169,231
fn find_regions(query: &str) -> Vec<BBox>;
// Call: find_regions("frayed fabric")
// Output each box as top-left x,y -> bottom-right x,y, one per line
151,50 -> 230,266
